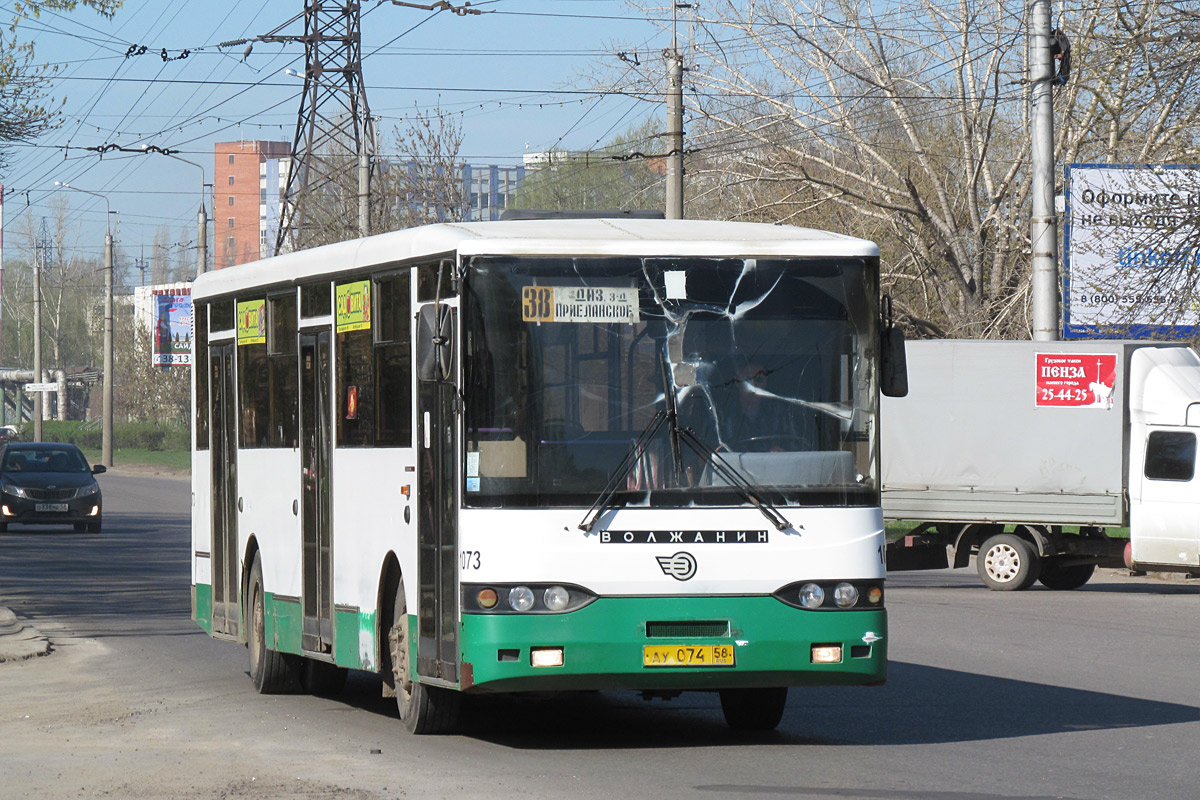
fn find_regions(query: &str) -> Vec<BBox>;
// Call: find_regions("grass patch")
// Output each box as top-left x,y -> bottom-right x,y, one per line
79,448 -> 190,473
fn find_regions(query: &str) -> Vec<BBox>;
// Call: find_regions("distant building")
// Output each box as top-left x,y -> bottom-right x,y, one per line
462,164 -> 525,221
213,141 -> 290,268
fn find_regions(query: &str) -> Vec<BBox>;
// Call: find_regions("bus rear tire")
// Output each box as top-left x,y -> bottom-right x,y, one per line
977,533 -> 1041,591
389,580 -> 460,734
719,687 -> 788,731
248,555 -> 300,694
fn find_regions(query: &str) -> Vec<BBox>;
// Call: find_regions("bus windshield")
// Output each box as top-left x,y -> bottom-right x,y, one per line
462,255 -> 879,509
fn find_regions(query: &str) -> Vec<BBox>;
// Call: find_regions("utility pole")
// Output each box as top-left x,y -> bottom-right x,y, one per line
102,228 -> 113,467
665,51 -> 684,220
1030,0 -> 1059,341
33,219 -> 50,441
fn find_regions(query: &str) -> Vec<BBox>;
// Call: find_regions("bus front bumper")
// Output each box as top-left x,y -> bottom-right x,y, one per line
459,595 -> 886,693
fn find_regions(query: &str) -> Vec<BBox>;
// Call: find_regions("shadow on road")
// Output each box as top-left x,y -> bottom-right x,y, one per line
311,659 -> 1195,750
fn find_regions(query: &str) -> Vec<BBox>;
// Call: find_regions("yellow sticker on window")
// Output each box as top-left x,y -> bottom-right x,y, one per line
236,299 -> 266,345
336,280 -> 371,333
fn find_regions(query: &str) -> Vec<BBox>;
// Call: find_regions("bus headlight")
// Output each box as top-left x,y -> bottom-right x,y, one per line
508,586 -> 535,612
462,583 -> 598,613
543,585 -> 570,611
833,583 -> 859,608
799,583 -> 825,609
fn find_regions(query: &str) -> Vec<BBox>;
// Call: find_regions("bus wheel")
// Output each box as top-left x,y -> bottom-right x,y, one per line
248,555 -> 299,693
1037,560 -> 1096,590
301,658 -> 348,696
389,581 -> 460,734
977,533 -> 1041,591
719,687 -> 788,731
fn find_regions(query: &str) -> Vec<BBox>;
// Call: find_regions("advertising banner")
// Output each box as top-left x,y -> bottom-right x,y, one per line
237,299 -> 266,345
1064,164 -> 1200,338
336,280 -> 372,333
152,289 -> 193,366
1035,352 -> 1117,409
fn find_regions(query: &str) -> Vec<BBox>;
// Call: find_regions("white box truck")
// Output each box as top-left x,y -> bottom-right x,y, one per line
882,340 -> 1200,590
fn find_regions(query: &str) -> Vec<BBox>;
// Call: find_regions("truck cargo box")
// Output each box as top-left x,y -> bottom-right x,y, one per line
881,340 -> 1187,527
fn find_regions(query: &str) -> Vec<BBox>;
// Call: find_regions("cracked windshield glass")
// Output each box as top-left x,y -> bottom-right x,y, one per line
463,255 -> 879,509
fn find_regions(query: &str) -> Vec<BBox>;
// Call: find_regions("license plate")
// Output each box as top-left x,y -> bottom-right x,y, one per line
35,503 -> 68,512
643,644 -> 735,668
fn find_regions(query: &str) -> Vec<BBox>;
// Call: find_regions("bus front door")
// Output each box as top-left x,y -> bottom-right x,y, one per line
417,309 -> 459,684
300,330 -> 334,653
209,342 -> 240,638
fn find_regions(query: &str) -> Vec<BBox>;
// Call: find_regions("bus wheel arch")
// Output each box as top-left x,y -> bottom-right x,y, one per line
241,535 -> 262,645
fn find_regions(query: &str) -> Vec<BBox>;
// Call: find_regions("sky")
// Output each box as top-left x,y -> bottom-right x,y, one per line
0,0 -> 678,271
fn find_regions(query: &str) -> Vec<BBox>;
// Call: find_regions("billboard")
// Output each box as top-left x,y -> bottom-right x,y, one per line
1064,164 -> 1200,338
152,289 -> 193,366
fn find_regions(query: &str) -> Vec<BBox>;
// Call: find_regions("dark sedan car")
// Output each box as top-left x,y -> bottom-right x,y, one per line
0,443 -> 105,533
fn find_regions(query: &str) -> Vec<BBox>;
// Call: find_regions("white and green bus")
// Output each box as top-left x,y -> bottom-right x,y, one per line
191,217 -> 904,733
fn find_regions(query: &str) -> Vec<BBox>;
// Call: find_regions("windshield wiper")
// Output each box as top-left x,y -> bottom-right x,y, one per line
674,426 -> 792,532
576,409 -> 792,533
578,409 -> 669,532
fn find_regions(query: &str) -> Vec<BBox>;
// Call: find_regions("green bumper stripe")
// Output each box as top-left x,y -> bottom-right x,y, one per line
461,595 -> 886,693
193,583 -> 213,635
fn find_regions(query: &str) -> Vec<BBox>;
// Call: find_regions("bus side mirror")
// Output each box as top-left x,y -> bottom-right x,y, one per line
417,304 -> 454,382
880,326 -> 908,398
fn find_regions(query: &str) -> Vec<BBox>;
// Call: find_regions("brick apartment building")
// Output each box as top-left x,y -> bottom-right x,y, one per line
213,141 -> 290,268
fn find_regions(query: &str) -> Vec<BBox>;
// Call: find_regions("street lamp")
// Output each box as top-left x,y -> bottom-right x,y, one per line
54,181 -> 115,467
144,146 -> 209,277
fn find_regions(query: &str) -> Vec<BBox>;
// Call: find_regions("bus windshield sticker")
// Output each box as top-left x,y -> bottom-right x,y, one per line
521,286 -> 640,324
335,280 -> 372,332
236,299 -> 266,345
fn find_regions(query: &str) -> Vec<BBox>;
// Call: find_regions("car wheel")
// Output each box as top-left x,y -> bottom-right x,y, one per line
87,520 -> 102,533
1037,560 -> 1096,590
977,533 -> 1041,591
0,522 -> 7,533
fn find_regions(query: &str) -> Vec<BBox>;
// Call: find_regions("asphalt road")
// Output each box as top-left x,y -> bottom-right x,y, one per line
0,471 -> 1196,800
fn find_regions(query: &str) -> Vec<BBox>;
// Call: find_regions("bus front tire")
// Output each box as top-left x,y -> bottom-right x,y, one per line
248,555 -> 299,693
389,581 -> 460,734
977,533 -> 1041,591
719,687 -> 788,731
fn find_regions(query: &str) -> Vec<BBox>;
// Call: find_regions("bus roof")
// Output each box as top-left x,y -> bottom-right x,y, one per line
192,218 -> 879,299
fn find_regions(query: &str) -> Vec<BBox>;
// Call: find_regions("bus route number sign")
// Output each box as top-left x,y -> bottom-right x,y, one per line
522,285 -> 640,324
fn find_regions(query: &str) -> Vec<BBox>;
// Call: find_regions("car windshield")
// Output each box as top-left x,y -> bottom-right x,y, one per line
3,448 -> 89,473
462,254 -> 879,509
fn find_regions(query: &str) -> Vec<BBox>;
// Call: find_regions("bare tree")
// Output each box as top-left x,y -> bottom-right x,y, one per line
375,104 -> 470,230
620,0 -> 1199,338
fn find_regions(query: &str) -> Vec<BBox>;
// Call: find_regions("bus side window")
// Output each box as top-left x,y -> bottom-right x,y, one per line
268,292 -> 298,448
376,271 -> 412,445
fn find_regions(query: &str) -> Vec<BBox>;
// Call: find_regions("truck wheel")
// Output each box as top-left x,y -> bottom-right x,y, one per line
1037,561 -> 1096,590
388,580 -> 460,734
977,533 -> 1041,591
719,687 -> 788,731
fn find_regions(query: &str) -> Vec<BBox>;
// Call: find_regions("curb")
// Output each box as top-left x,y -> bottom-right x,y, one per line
0,607 -> 51,662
